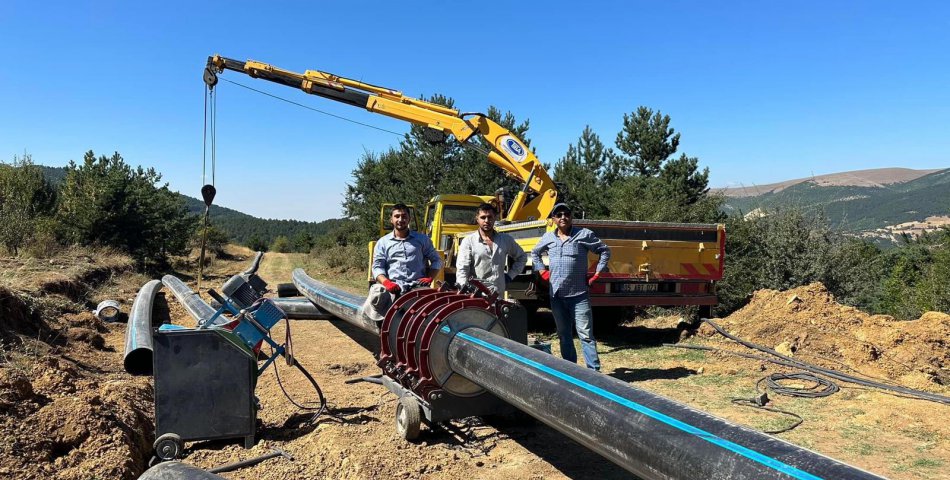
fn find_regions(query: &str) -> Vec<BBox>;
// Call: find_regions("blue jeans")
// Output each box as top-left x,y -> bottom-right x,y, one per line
550,293 -> 600,370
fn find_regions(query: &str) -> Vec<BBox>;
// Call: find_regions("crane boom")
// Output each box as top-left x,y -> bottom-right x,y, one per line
205,55 -> 558,221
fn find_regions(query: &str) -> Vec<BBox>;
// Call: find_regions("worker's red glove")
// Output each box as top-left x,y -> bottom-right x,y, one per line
417,277 -> 433,286
587,273 -> 600,286
539,270 -> 551,281
381,279 -> 401,294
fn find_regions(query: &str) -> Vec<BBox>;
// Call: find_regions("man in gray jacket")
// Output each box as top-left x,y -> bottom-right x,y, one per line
456,203 -> 527,295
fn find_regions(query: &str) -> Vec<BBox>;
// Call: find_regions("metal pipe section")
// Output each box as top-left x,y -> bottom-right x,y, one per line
243,251 -> 264,275
271,297 -> 334,320
138,461 -> 226,480
123,280 -> 161,375
161,275 -> 218,326
447,327 -> 883,480
291,268 -> 376,334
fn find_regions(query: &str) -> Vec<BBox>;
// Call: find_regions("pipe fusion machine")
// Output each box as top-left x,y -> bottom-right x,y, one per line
151,271 -> 316,461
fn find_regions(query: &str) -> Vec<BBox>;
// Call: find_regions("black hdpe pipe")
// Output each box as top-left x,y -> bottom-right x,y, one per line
291,268 -> 377,333
161,275 -> 222,326
272,297 -> 334,320
448,327 -> 883,480
123,279 -> 162,375
290,270 -> 884,479
243,251 -> 264,275
137,461 -> 226,480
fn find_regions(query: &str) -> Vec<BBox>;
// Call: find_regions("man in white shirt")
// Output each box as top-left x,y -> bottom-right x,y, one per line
456,203 -> 527,295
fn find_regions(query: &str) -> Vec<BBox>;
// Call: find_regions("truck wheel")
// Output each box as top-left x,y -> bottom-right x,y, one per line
153,433 -> 183,461
395,395 -> 422,441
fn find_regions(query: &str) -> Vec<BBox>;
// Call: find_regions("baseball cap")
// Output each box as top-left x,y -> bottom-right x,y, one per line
550,203 -> 572,217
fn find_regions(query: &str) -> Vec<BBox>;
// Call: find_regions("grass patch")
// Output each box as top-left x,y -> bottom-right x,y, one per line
843,442 -> 876,456
839,423 -> 872,440
894,457 -> 945,473
910,458 -> 944,469
665,347 -> 707,362
689,374 -> 736,387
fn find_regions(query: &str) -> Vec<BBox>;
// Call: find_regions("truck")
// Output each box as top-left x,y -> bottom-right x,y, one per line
204,55 -> 725,318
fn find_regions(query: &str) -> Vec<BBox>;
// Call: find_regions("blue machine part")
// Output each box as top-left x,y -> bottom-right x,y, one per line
231,299 -> 286,350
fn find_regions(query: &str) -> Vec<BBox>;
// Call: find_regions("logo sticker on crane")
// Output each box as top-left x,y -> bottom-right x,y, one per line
498,135 -> 528,162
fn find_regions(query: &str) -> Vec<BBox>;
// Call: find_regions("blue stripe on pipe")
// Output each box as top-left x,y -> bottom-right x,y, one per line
449,326 -> 823,480
300,284 -> 360,310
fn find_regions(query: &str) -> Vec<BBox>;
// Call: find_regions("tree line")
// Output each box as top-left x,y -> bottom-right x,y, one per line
0,157 -> 341,267
334,97 -> 950,319
3,105 -> 946,318
1,151 -> 192,269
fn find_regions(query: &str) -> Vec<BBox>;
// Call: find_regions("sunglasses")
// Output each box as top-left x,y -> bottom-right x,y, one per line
553,212 -> 571,218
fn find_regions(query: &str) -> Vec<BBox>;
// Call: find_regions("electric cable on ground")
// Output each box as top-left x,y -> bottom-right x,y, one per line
665,320 -> 950,405
700,319 -> 950,405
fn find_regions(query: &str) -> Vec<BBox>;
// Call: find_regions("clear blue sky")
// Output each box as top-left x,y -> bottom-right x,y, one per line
2,1 -> 948,221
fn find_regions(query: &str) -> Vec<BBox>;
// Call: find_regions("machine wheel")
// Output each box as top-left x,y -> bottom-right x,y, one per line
395,395 -> 422,441
153,433 -> 184,461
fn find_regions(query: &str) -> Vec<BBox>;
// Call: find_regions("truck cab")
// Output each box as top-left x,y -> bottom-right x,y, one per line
366,195 -> 492,286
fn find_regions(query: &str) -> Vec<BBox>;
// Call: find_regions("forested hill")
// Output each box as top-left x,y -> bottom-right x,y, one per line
722,168 -> 950,232
41,166 -> 342,245
179,195 -> 343,245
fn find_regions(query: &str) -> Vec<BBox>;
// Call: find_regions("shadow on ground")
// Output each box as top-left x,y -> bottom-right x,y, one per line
607,366 -> 697,382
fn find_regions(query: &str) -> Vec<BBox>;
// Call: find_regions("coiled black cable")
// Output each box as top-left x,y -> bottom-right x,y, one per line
760,372 -> 839,398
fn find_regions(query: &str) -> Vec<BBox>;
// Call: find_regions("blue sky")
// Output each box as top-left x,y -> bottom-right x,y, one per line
2,1 -> 948,221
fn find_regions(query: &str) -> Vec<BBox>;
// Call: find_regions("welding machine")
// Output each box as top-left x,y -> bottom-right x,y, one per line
151,273 -> 290,461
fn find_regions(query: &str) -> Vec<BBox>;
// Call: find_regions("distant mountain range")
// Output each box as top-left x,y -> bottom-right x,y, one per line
716,168 -> 942,197
719,167 -> 950,236
40,166 -> 342,245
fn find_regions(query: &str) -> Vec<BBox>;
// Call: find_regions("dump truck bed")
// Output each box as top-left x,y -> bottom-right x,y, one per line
496,219 -> 725,309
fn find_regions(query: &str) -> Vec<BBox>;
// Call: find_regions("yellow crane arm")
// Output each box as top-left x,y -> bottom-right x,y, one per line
205,55 -> 558,221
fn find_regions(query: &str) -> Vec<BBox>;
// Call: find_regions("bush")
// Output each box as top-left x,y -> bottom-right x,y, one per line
23,217 -> 62,258
316,244 -> 367,272
0,155 -> 57,255
717,208 -> 879,315
270,235 -> 292,253
56,151 -> 194,269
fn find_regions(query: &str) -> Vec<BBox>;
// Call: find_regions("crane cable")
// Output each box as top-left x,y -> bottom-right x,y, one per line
197,83 -> 218,293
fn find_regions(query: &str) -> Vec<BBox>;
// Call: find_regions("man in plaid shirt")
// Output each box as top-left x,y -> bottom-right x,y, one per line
531,203 -> 610,370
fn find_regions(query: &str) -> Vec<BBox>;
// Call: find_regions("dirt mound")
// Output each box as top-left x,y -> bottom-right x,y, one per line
706,283 -> 950,391
0,285 -> 50,340
0,249 -> 153,480
0,353 -> 153,480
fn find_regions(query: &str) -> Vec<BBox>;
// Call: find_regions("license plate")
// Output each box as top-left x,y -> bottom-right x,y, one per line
616,283 -> 658,293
